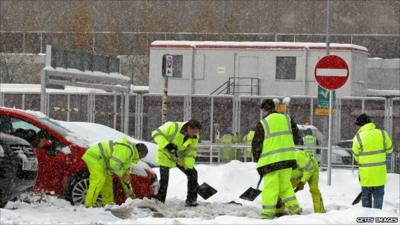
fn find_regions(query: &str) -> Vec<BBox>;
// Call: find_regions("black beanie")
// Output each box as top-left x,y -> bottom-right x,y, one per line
135,143 -> 148,154
260,99 -> 275,111
355,113 -> 371,126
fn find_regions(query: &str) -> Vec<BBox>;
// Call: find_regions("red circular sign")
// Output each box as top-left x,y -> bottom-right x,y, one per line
314,55 -> 349,90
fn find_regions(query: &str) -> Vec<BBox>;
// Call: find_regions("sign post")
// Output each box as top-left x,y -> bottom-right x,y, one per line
162,54 -> 174,124
314,54 -> 349,186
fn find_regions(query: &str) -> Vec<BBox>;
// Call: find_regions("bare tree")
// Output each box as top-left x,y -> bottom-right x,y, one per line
120,55 -> 149,85
190,0 -> 219,33
223,1 -> 239,33
0,53 -> 42,83
49,3 -> 95,51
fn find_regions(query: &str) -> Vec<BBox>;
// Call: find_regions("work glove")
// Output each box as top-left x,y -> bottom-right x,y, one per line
296,182 -> 305,191
176,158 -> 188,170
122,173 -> 131,183
126,190 -> 136,199
165,143 -> 178,157
151,181 -> 160,196
120,174 -> 135,199
276,199 -> 284,208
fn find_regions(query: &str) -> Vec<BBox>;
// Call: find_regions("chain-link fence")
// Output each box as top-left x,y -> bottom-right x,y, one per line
1,91 -> 398,171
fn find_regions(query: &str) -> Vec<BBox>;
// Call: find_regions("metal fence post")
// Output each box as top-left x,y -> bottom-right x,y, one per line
187,95 -> 192,121
87,94 -> 91,122
136,93 -> 144,139
310,98 -> 314,125
0,93 -> 4,107
123,92 -> 130,134
21,94 -> 25,110
139,94 -> 144,139
40,69 -> 47,114
237,96 -> 241,135
41,45 -> 51,114
120,93 -> 124,132
134,94 -> 139,138
361,99 -> 365,113
67,93 -> 70,121
113,94 -> 117,129
88,92 -> 96,123
209,145 -> 213,164
210,96 -> 214,142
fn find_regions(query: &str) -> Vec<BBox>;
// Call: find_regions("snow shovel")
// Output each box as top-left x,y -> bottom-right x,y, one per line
352,192 -> 362,205
239,176 -> 262,201
197,182 -> 217,200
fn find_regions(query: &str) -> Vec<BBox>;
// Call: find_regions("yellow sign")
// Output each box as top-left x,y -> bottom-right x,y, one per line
315,108 -> 336,116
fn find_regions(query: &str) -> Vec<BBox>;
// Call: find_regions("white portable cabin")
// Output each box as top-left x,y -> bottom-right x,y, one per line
149,41 -> 368,96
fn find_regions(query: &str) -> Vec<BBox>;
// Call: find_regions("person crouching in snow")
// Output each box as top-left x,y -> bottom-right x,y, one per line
82,136 -> 148,207
152,119 -> 201,207
276,149 -> 326,216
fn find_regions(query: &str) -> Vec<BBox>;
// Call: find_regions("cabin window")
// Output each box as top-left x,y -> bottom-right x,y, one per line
172,55 -> 183,78
275,56 -> 296,80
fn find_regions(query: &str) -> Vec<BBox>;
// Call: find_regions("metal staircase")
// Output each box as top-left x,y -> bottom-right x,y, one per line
210,77 -> 259,95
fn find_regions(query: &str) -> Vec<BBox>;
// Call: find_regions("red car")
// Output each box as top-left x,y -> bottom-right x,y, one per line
0,107 -> 158,205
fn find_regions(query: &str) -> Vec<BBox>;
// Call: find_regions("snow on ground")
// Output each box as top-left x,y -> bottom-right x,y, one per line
1,161 -> 399,224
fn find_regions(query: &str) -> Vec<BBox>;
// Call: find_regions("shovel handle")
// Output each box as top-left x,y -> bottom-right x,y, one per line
256,176 -> 262,189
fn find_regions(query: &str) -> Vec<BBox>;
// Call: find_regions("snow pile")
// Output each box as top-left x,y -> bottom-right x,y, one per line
45,66 -> 130,82
0,83 -> 107,93
1,161 -> 399,224
106,197 -> 260,220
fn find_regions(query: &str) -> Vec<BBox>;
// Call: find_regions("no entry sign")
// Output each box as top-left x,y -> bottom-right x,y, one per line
314,55 -> 349,90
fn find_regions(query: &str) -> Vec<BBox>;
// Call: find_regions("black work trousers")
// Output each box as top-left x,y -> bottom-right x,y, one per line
156,165 -> 198,203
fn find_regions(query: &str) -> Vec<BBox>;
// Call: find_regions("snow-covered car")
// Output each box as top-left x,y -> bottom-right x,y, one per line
0,133 -> 37,208
297,125 -> 352,165
0,107 -> 158,206
335,140 -> 353,149
335,140 -> 354,164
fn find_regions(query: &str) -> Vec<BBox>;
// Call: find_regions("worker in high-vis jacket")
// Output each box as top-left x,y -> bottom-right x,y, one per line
301,128 -> 318,157
352,113 -> 393,209
152,119 -> 201,207
276,149 -> 325,215
220,131 -> 235,163
82,137 -> 148,208
252,99 -> 301,219
243,128 -> 255,161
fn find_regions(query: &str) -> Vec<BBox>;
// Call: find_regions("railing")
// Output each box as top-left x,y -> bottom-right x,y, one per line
210,77 -> 259,96
210,80 -> 235,95
196,143 -> 399,173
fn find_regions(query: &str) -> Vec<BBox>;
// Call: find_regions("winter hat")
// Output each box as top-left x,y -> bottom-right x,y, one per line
260,99 -> 275,111
135,143 -> 148,155
355,113 -> 371,126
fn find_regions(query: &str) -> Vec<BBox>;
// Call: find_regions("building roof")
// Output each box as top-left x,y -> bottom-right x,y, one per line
151,40 -> 368,53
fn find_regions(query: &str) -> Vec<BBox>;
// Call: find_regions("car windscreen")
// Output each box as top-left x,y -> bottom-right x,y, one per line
37,117 -> 72,136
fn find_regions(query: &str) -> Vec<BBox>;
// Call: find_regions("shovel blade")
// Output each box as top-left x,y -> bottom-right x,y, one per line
239,187 -> 262,201
197,182 -> 217,200
352,192 -> 362,205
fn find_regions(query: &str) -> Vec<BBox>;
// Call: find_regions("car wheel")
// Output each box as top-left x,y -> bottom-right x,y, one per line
0,201 -> 7,208
0,189 -> 8,208
65,170 -> 102,206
